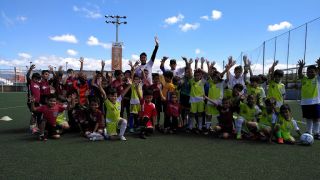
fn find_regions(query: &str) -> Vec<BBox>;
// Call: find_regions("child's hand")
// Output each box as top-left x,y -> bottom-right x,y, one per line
161,56 -> 169,63
155,36 -> 159,46
201,57 -> 205,64
101,60 -> 105,67
29,64 -> 36,70
297,59 -> 305,68
211,61 -> 216,67
79,57 -> 84,63
195,57 -> 199,63
48,65 -> 54,72
182,56 -> 188,62
188,58 -> 193,65
272,60 -> 279,67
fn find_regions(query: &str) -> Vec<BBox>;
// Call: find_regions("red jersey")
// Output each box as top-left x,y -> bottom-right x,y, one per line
65,76 -> 76,93
40,79 -> 51,95
73,80 -> 89,105
89,110 -> 105,129
29,81 -> 41,103
166,102 -> 180,117
149,83 -> 161,100
35,104 -> 66,126
141,102 -> 157,119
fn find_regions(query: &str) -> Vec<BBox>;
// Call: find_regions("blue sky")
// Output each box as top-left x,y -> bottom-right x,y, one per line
1,0 -> 320,73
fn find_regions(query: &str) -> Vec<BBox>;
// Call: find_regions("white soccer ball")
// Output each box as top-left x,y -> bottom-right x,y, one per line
300,133 -> 314,145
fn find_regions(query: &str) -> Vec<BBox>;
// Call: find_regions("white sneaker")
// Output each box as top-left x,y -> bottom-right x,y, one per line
120,136 -> 127,141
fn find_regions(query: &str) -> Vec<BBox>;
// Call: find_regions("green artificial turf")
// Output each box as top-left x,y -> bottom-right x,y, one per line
0,93 -> 319,180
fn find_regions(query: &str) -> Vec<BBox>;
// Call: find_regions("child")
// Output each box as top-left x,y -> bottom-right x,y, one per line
165,92 -> 180,134
267,61 -> 285,108
26,64 -> 41,134
30,94 -> 68,140
298,59 -> 320,138
100,86 -> 131,141
40,69 -> 51,105
258,98 -> 277,142
205,71 -> 225,133
149,73 -> 162,129
85,98 -> 105,141
121,70 -> 132,118
129,74 -> 143,133
226,56 -> 246,90
246,75 -> 266,107
235,95 -> 261,139
205,97 -> 235,139
274,104 -> 301,144
139,89 -> 157,139
188,68 -> 206,133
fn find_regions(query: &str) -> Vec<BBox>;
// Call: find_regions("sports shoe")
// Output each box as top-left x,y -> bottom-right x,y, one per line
39,135 -> 47,141
314,134 -> 320,140
129,128 -> 134,133
119,136 -> 127,141
277,138 -> 284,144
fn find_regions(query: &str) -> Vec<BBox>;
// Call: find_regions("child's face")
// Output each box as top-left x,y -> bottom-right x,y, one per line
164,76 -> 171,83
171,95 -> 178,103
134,77 -> 141,84
185,68 -> 192,78
42,72 -> 50,80
247,96 -> 256,106
140,55 -> 147,65
222,100 -> 231,109
125,72 -> 131,79
251,81 -> 258,88
90,102 -> 99,111
145,95 -> 153,103
234,69 -> 242,78
32,77 -> 41,83
68,72 -> 74,78
116,73 -> 123,80
281,109 -> 291,120
194,72 -> 202,81
48,98 -> 57,107
108,93 -> 117,103
274,75 -> 282,83
170,63 -> 177,70
212,74 -> 220,83
153,76 -> 160,84
307,68 -> 317,79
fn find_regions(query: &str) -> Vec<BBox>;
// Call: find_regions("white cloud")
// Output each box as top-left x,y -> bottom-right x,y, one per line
195,49 -> 201,55
268,21 -> 292,31
87,36 -> 111,49
73,5 -> 102,19
200,15 -> 210,21
212,10 -> 222,20
49,34 -> 78,43
66,49 -> 78,56
16,16 -> 27,22
131,54 -> 139,61
179,23 -> 200,32
164,14 -> 184,25
18,53 -> 32,59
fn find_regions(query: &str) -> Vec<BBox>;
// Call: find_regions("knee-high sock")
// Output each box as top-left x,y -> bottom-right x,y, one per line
205,115 -> 212,129
313,120 -> 320,135
235,118 -> 244,134
119,119 -> 127,136
129,114 -> 134,129
306,119 -> 313,134
188,115 -> 194,129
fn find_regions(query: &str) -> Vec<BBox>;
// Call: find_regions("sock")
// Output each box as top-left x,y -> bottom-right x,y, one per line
306,119 -> 313,134
198,115 -> 203,130
313,121 -> 320,135
276,131 -> 282,138
119,119 -> 127,136
129,114 -> 134,129
188,115 -> 194,129
235,118 -> 244,134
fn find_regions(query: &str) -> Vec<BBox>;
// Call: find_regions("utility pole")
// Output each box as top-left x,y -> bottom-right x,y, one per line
105,15 -> 127,71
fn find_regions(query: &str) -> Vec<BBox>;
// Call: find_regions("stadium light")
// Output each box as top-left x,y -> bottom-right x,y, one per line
105,15 -> 127,42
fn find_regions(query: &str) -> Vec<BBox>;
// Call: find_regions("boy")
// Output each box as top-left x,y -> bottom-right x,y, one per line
129,74 -> 143,133
246,75 -> 266,107
40,69 -> 51,104
165,92 -> 180,134
149,73 -> 162,129
30,94 -> 68,140
267,60 -> 285,108
160,57 -> 187,78
258,98 -> 278,142
297,59 -> 320,138
139,89 -> 157,139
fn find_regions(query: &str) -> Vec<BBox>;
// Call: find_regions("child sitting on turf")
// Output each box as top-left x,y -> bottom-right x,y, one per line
30,94 -> 69,140
235,95 -> 261,139
99,83 -> 131,141
258,98 -> 278,142
205,97 -> 235,139
85,97 -> 105,141
274,104 -> 301,144
139,89 -> 157,139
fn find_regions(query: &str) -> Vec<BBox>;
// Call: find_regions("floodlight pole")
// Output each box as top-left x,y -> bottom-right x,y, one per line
105,15 -> 127,43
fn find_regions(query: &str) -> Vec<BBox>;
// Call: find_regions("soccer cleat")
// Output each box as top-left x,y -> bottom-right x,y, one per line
119,136 -> 127,141
277,138 -> 284,144
38,135 -> 47,141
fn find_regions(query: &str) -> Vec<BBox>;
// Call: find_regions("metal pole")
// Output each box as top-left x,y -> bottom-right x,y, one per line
303,23 -> 308,61
286,31 -> 291,86
262,41 -> 265,75
116,20 -> 119,43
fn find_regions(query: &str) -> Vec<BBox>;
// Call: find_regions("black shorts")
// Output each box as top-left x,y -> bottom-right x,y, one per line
301,104 -> 320,119
180,94 -> 190,108
46,123 -> 59,136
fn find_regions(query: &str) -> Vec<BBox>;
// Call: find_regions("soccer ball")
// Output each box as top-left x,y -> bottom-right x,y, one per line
300,133 -> 314,145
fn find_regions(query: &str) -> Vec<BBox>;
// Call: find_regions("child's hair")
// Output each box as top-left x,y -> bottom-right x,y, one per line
114,70 -> 123,77
152,73 -> 159,79
194,69 -> 203,75
307,65 -> 318,72
222,97 -> 231,104
89,97 -> 100,105
31,73 -> 41,80
280,104 -> 291,112
106,87 -> 117,95
41,70 -> 49,75
144,89 -> 153,97
140,52 -> 147,57
274,69 -> 284,77
250,75 -> 260,83
258,74 -> 267,83
171,91 -> 177,97
170,59 -> 177,65
233,83 -> 244,92
234,66 -> 243,72
163,71 -> 174,79
265,98 -> 276,106
172,76 -> 180,85
67,69 -> 74,74
133,73 -> 141,79
124,70 -> 131,75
